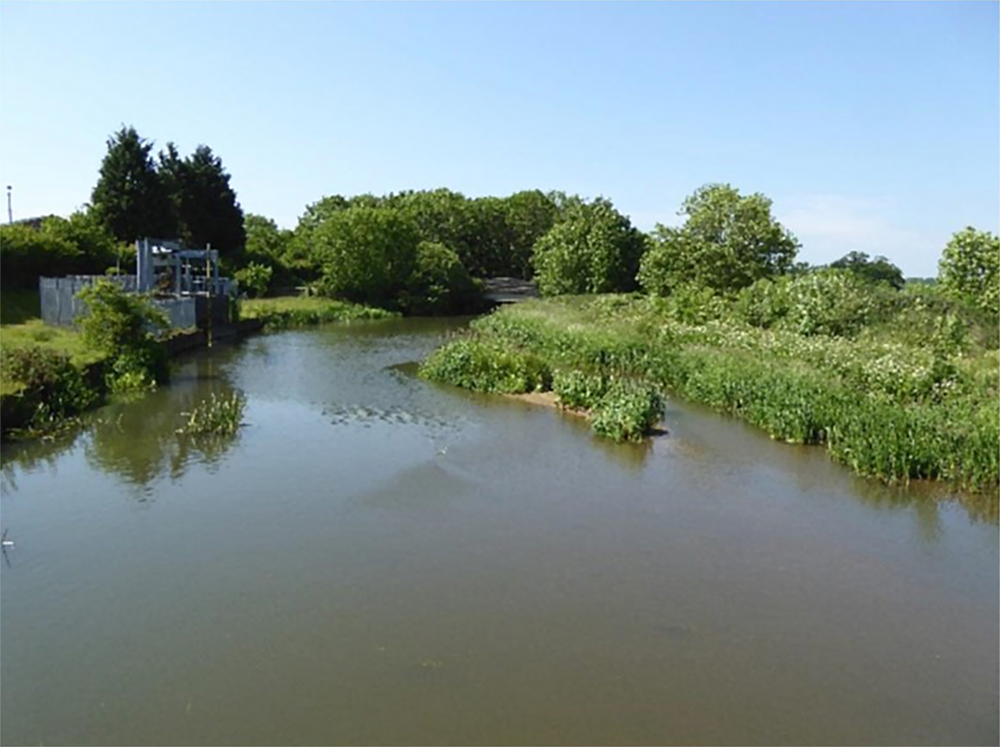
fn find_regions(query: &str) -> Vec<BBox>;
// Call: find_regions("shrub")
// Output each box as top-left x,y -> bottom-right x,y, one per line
590,381 -> 665,443
403,241 -> 482,315
77,279 -> 169,392
734,276 -> 793,328
234,261 -> 273,298
531,199 -> 647,296
0,346 -> 99,435
312,207 -> 420,308
419,337 -> 552,394
779,268 -> 881,337
938,227 -> 999,319
0,224 -> 80,288
552,369 -> 612,410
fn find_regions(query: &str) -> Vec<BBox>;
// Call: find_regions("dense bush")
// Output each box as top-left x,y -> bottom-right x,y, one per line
0,346 -> 99,435
639,183 -> 799,296
312,207 -> 420,308
733,276 -> 793,328
531,199 -> 648,296
590,381 -> 665,443
77,279 -> 169,392
0,224 -> 80,288
937,227 -> 999,319
234,261 -> 273,298
403,241 -> 483,315
440,297 -> 998,490
780,268 -> 885,337
552,369 -> 612,410
0,210 -> 129,289
418,337 -> 552,394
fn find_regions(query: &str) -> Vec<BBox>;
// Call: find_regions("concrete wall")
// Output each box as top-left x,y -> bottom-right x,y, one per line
153,297 -> 198,329
39,276 -> 211,330
40,276 -> 135,327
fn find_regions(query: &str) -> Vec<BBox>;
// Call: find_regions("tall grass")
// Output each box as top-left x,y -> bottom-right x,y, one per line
240,296 -> 398,330
421,296 -> 999,492
179,391 -> 247,436
419,337 -> 552,394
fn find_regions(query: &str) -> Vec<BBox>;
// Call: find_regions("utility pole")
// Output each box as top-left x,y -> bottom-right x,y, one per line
6,186 -> 11,224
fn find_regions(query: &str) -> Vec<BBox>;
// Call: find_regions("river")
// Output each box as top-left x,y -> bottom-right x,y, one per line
1,318 -> 997,746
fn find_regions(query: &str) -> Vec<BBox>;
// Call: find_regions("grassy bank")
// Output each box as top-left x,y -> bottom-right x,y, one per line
419,295 -> 999,492
240,295 -> 399,330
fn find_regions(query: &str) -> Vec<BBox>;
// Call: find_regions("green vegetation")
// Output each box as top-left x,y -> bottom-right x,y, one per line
0,346 -> 100,439
77,280 -> 170,393
0,212 -> 127,290
639,183 -> 799,296
91,127 -> 245,257
233,261 -> 273,298
239,295 -> 399,330
1,290 -> 41,326
551,369 -> 612,410
937,226 -> 999,319
830,251 -> 905,290
1,280 -> 169,439
530,198 -> 647,296
591,382 -> 665,443
179,391 -> 247,436
404,241 -> 483,315
421,290 -> 998,490
1,317 -> 99,359
419,337 -> 552,394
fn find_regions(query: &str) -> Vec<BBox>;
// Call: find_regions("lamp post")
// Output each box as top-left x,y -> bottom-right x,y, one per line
6,186 -> 11,224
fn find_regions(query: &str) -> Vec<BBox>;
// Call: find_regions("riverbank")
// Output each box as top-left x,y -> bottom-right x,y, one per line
419,294 -> 999,493
0,295 -> 393,441
240,295 -> 399,329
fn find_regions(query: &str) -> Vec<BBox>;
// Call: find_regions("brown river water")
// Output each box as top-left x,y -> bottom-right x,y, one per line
1,318 -> 997,746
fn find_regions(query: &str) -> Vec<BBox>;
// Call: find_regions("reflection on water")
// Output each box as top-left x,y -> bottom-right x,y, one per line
1,342 -> 996,529
1,318 -> 997,747
83,389 -> 243,492
2,357 -> 246,498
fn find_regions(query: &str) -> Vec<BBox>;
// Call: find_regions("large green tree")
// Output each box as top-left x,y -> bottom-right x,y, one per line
91,126 -> 174,243
938,227 -> 999,318
244,213 -> 290,262
830,250 -> 904,290
503,190 -> 559,278
638,183 -> 799,296
159,143 -> 245,258
312,207 -> 420,307
531,198 -> 648,296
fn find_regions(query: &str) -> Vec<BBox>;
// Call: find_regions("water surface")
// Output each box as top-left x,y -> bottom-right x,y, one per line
2,318 -> 997,746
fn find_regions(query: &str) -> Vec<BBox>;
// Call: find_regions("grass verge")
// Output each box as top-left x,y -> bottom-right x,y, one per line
240,296 -> 399,330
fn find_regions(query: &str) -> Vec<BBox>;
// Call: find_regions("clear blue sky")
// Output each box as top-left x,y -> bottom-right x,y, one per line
1,1 -> 997,277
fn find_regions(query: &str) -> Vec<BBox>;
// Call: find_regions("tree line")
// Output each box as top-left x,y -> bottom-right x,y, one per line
0,125 -> 997,323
